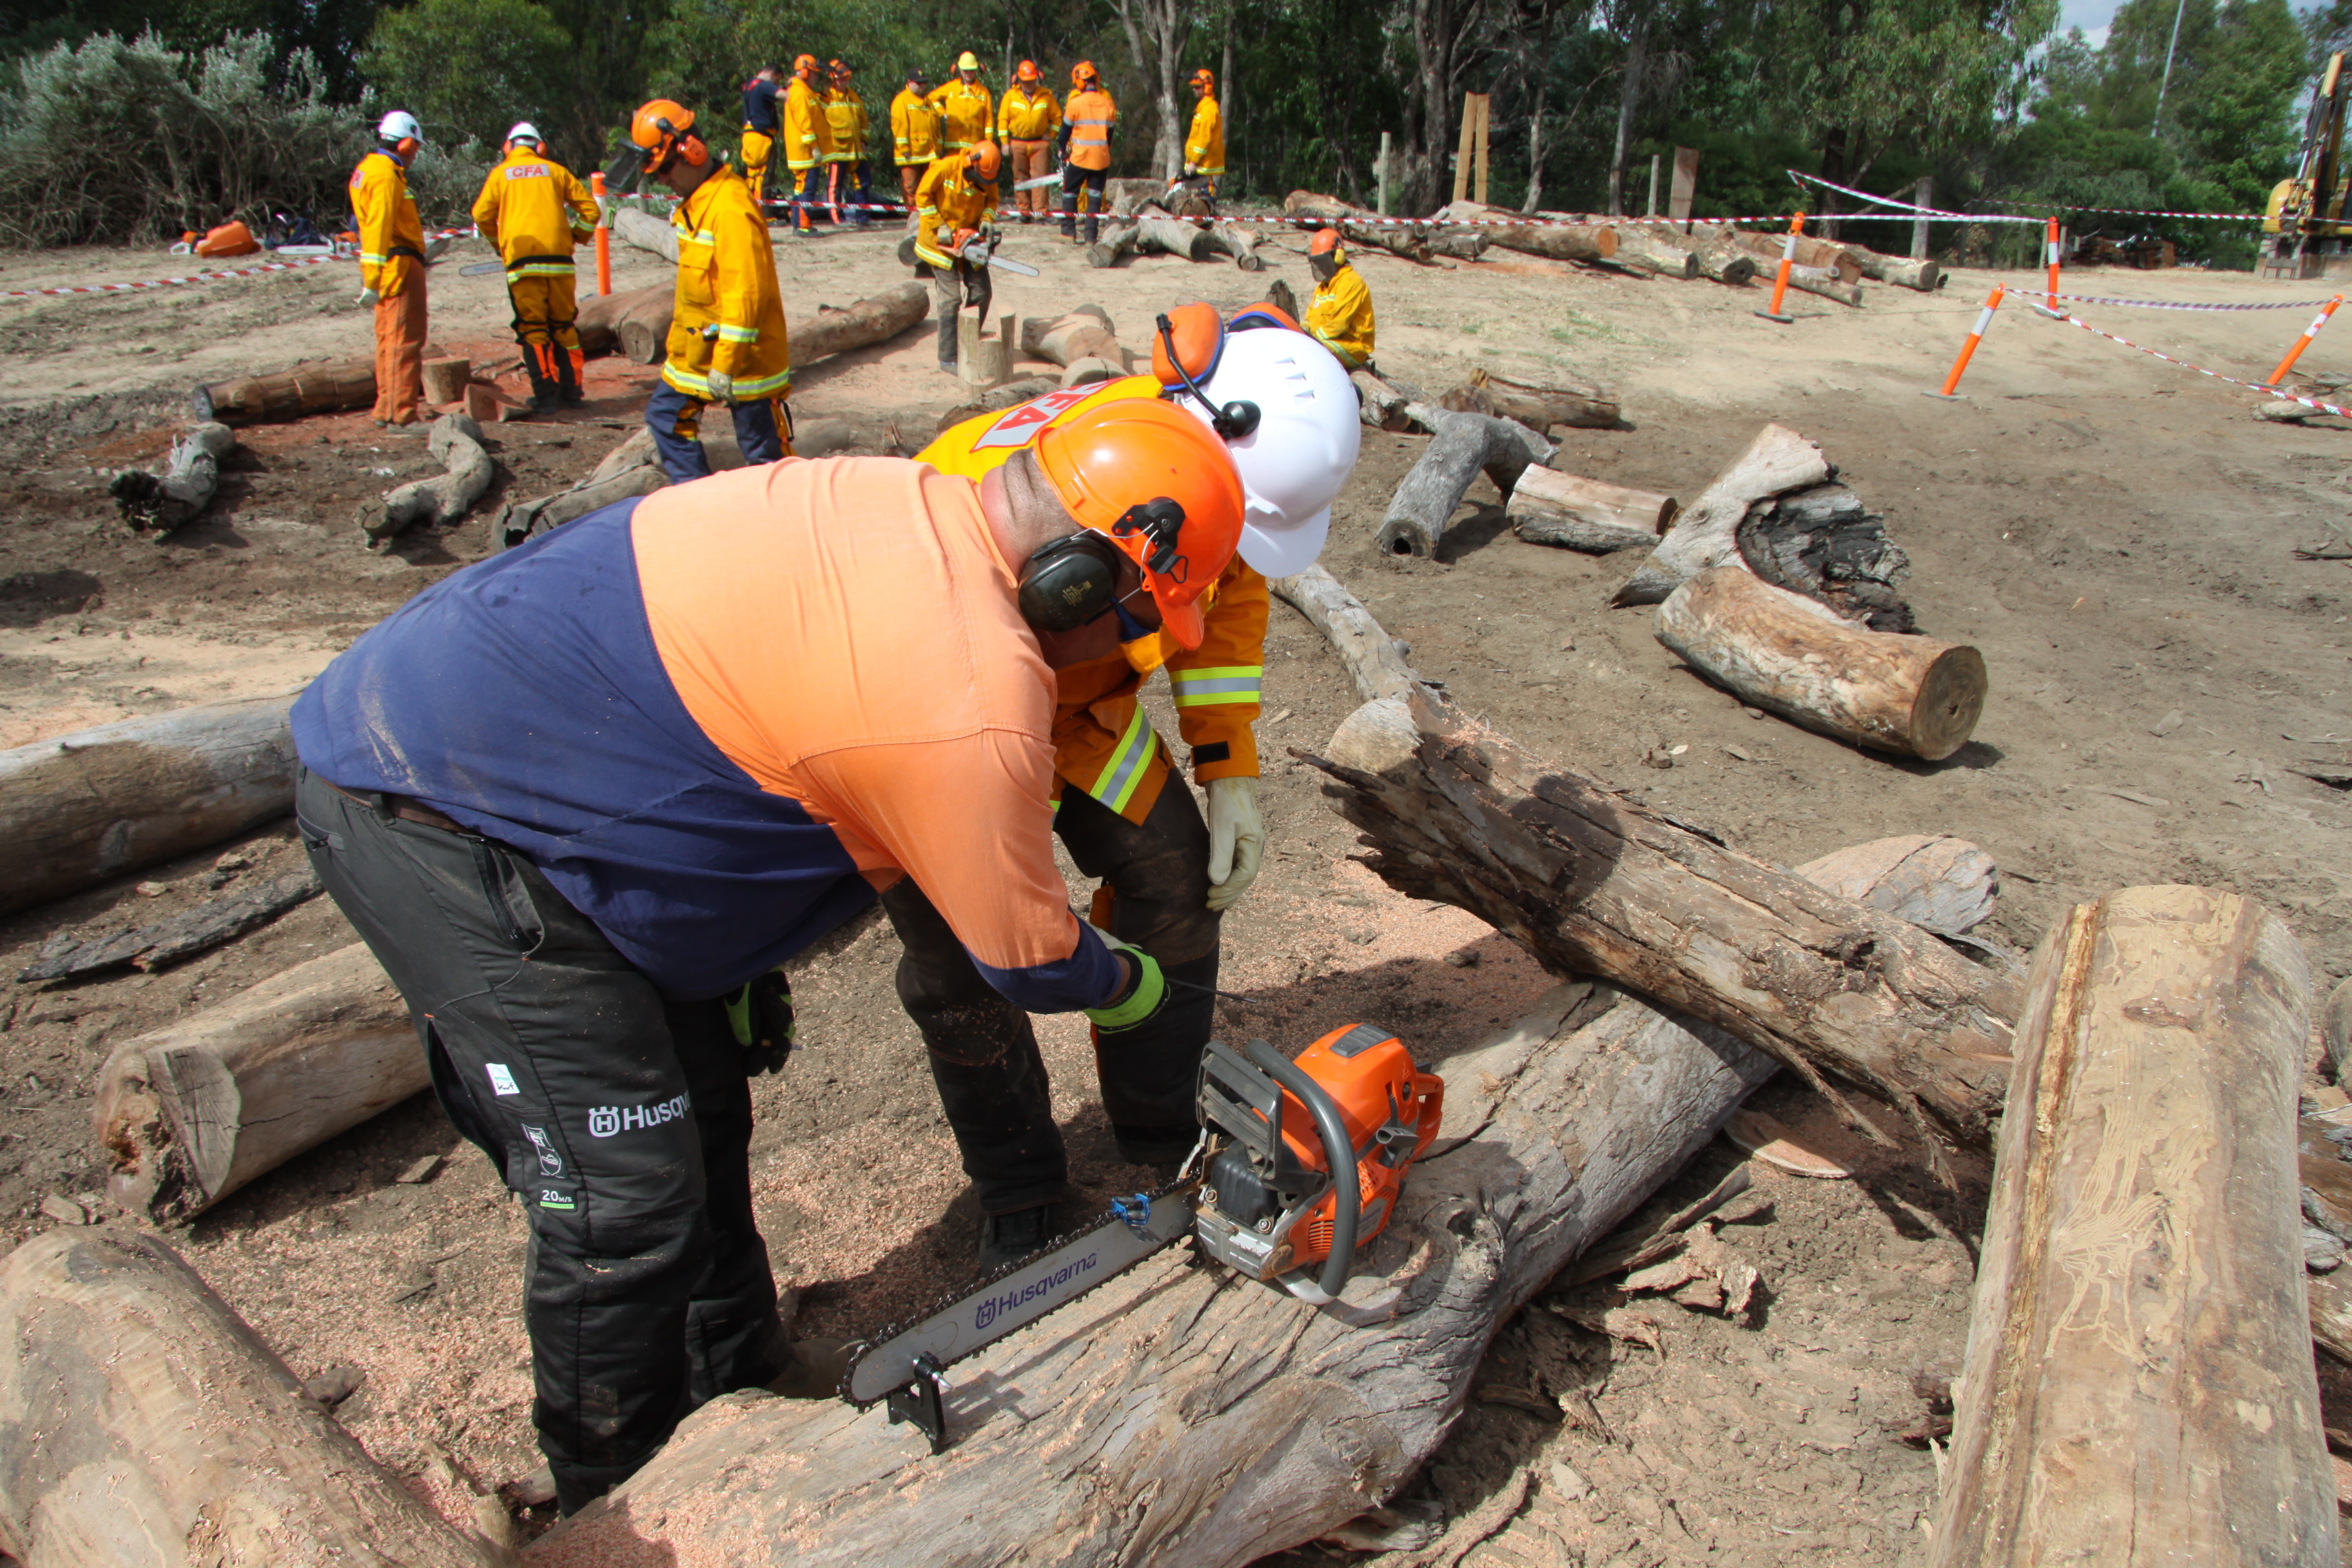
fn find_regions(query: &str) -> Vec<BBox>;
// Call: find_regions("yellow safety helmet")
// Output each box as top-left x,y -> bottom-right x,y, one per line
957,50 -> 981,72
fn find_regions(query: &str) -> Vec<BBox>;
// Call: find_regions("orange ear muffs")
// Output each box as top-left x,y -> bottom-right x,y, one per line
1150,301 -> 1224,389
395,137 -> 420,161
679,134 -> 709,167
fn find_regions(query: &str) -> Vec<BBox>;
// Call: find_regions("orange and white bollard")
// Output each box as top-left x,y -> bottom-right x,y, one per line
591,172 -> 612,297
2264,293 -> 2344,387
2036,215 -> 2062,316
1924,284 -> 2005,400
1755,212 -> 1806,323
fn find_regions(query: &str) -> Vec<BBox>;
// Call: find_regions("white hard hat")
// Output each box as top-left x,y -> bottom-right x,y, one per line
506,122 -> 542,146
1183,325 -> 1361,578
377,110 -> 423,144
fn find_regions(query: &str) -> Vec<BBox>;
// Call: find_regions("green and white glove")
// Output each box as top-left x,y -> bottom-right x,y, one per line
1082,923 -> 1166,1032
723,969 -> 796,1075
357,288 -> 380,308
1203,776 -> 1264,913
704,370 -> 737,406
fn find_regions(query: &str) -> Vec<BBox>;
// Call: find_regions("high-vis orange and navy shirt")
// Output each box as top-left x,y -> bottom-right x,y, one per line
290,458 -> 1121,1007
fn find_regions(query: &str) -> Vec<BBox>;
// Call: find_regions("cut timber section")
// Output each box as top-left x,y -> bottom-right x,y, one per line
193,357 -> 376,424
0,1227 -> 502,1566
1435,201 -> 1618,263
0,693 -> 297,918
1509,466 -> 1676,554
1930,887 -> 2335,1565
1656,566 -> 1987,761
94,942 -> 421,1224
1616,422 -> 1831,605
1375,409 -> 1552,557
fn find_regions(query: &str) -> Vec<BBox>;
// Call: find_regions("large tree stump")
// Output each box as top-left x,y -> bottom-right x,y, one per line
1309,684 -> 2019,1158
109,422 -> 235,535
1375,409 -> 1554,557
1437,367 -> 1619,430
1507,466 -> 1676,553
93,942 -> 421,1224
0,1227 -> 500,1566
421,355 -> 472,405
1929,886 -> 2334,1565
0,694 -> 297,917
193,357 -> 376,424
1614,422 -> 1831,604
1656,567 -> 1988,761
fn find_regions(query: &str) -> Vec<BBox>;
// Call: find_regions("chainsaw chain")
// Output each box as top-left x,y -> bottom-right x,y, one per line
835,1175 -> 1203,1406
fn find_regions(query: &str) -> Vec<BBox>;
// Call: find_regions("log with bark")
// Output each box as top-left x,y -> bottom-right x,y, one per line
0,1226 -> 503,1566
94,941 -> 422,1224
18,867 -> 320,983
1134,206 -> 1215,261
359,412 -> 493,547
1611,231 -> 1699,280
1281,191 -> 1433,264
1725,227 -> 1863,282
1656,568 -> 1987,762
497,427 -> 670,549
1376,408 -> 1554,557
1086,220 -> 1141,269
614,206 -> 680,263
1433,200 -> 1617,263
1929,885 -> 2335,1565
1614,422 -> 1832,605
577,282 -> 674,361
1427,226 -> 1490,261
1782,263 -> 1865,308
0,693 -> 297,918
1631,223 -> 1757,285
1309,682 -> 2019,1160
1269,564 -> 1425,703
193,356 -> 376,424
1207,219 -> 1266,270
1844,242 -> 1944,292
1351,369 -> 1416,431
1437,365 -> 1620,430
109,421 -> 235,534
1507,466 -> 1676,554
1792,834 -> 1999,938
1736,482 -> 1917,630
1019,305 -> 1120,368
791,282 -> 930,365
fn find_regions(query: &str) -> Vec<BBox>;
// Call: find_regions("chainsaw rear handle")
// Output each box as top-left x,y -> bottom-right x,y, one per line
1245,1037 -> 1360,1301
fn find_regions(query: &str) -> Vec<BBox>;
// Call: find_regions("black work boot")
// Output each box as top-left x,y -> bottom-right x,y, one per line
977,1202 -> 1062,1271
523,361 -> 559,417
555,353 -> 585,409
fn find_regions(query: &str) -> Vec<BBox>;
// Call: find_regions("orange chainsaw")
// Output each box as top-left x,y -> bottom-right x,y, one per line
839,1024 -> 1444,1450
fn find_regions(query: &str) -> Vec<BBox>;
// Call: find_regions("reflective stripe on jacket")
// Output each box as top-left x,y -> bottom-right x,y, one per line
1063,90 -> 1116,172
926,81 -> 994,152
918,376 -> 1268,823
470,148 -> 600,275
1185,95 -> 1224,174
998,86 -> 1060,142
350,150 -> 425,297
824,86 -> 867,161
664,165 -> 792,399
913,156 -> 997,270
1306,263 -> 1375,368
892,88 -> 942,164
784,76 -> 836,170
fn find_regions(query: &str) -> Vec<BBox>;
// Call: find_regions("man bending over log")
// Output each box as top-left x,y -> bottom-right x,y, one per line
287,405 -> 1245,1515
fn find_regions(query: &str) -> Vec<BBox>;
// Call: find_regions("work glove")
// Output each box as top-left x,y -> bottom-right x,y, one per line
1082,924 -> 1166,1033
356,287 -> 380,308
1203,776 -> 1264,912
723,969 -> 796,1075
704,370 -> 737,406
1183,163 -> 1197,178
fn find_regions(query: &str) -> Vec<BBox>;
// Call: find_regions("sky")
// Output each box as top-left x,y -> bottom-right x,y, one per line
2062,0 -> 2330,48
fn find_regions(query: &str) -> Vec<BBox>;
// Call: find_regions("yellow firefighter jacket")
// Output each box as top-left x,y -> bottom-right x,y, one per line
998,84 -> 1060,141
919,376 -> 1267,823
783,75 -> 836,172
926,79 -> 994,154
350,149 -> 425,298
1306,262 -> 1375,368
824,86 -> 868,162
1185,94 -> 1225,176
663,165 -> 792,401
891,88 -> 941,165
470,148 -> 600,280
913,154 -> 998,270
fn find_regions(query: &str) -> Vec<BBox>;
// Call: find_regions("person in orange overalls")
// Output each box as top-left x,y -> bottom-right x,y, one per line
352,110 -> 428,427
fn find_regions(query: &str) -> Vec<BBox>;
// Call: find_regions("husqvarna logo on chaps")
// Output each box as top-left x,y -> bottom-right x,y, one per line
587,1093 -> 690,1139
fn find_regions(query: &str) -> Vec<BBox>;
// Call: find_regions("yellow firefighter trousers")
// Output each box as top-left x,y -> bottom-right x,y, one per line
508,272 -> 584,382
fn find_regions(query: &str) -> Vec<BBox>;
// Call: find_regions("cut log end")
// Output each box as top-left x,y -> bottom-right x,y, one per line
1909,646 -> 1990,762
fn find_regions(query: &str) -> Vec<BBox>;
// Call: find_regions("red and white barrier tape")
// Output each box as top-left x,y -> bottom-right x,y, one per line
1970,195 -> 2267,222
2044,307 -> 2352,416
1786,171 -> 2048,226
2040,290 -> 2344,312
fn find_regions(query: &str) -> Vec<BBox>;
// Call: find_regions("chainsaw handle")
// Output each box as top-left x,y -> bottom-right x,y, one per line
1245,1038 -> 1360,1301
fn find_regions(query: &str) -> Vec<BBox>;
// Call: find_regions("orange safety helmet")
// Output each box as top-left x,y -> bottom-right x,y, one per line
1033,399 -> 1245,649
966,140 -> 1002,182
794,52 -> 819,74
1015,58 -> 1041,83
829,58 -> 852,80
1188,67 -> 1214,91
630,100 -> 706,173
1071,60 -> 1100,89
1309,227 -> 1345,266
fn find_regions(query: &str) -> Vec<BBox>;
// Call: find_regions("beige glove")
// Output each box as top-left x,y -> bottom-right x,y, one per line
1203,776 -> 1263,913
704,370 -> 737,405
356,287 -> 380,308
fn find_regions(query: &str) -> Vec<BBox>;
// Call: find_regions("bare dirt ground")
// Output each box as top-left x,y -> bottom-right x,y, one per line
2,212 -> 2349,1563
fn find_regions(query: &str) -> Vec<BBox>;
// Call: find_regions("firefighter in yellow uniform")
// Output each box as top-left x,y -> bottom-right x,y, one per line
1058,63 -> 1115,244
471,122 -> 600,414
739,63 -> 785,201
353,110 -> 428,427
890,67 -> 940,219
624,101 -> 793,483
1183,68 -> 1224,201
915,142 -> 1001,374
1305,228 -> 1375,368
782,54 -> 836,233
926,51 -> 994,158
823,61 -> 873,227
997,61 -> 1060,223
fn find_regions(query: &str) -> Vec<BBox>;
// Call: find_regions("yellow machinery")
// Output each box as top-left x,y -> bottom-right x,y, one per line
2266,53 -> 2352,274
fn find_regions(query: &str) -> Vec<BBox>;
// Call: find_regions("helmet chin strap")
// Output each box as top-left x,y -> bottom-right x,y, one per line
1154,314 -> 1261,441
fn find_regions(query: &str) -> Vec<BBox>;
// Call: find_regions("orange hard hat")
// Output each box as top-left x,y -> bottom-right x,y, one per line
1309,227 -> 1342,257
1189,67 -> 1214,90
1071,60 -> 1100,88
1016,58 -> 1041,82
795,53 -> 818,73
630,99 -> 696,164
966,140 -> 1002,181
1034,399 -> 1245,650
829,58 -> 851,78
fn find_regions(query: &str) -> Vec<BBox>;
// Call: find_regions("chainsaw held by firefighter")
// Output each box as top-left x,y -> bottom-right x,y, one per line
838,1023 -> 1445,1452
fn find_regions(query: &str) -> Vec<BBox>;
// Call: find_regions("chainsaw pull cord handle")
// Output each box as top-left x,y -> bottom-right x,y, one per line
1245,1037 -> 1360,1301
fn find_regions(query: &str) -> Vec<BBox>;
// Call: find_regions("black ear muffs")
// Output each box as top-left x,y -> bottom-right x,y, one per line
1154,312 -> 1259,440
1017,532 -> 1124,633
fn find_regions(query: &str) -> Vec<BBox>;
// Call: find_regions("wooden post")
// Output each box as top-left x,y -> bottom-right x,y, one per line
1669,146 -> 1697,224
1452,97 -> 1475,203
1377,131 -> 1391,216
1929,887 -> 2336,1565
1645,152 -> 1659,218
1911,176 -> 1931,261
1473,93 -> 1491,207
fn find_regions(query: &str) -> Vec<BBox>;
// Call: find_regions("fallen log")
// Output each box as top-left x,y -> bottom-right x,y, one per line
1930,886 -> 2334,1564
0,1227 -> 501,1566
1376,408 -> 1554,557
1134,207 -> 1215,261
1614,422 -> 1831,605
1630,225 -> 1759,286
614,206 -> 680,263
109,421 -> 235,534
1019,306 -> 1120,368
1208,219 -> 1265,270
1508,466 -> 1676,554
1269,564 -> 1424,703
94,941 -> 421,1224
0,693 -> 297,918
1437,366 -> 1619,430
497,414 -> 767,549
1656,567 -> 1987,762
1725,227 -> 1862,282
1612,231 -> 1699,280
577,282 -> 673,359
1350,369 -> 1415,431
359,411 -> 493,547
1435,201 -> 1616,263
1793,835 -> 1998,936
193,355 -> 376,424
1309,682 -> 2019,1157
1427,227 -> 1489,261
1086,220 -> 1141,268
1845,242 -> 1943,291
792,281 -> 929,365
1736,482 -> 1917,631
1782,263 -> 1864,308
18,866 -> 320,983
1281,192 -> 1433,263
